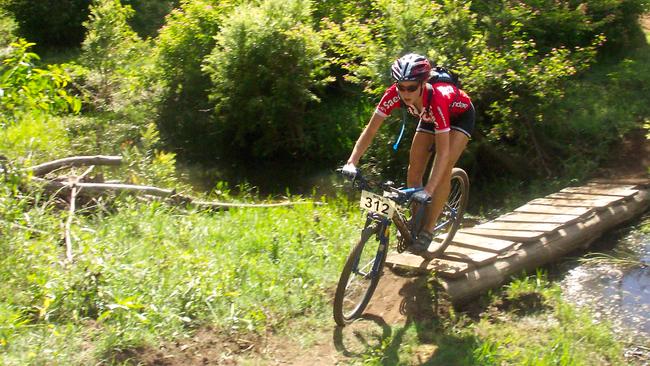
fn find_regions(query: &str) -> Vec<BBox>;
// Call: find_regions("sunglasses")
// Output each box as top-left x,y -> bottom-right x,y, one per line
396,83 -> 420,92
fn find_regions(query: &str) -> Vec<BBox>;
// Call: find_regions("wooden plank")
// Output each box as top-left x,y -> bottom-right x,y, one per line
435,232 -> 517,253
385,252 -> 470,278
460,227 -> 546,242
439,245 -> 498,264
530,198 -> 615,208
514,204 -> 592,216
560,186 -> 638,197
547,192 -> 626,203
476,221 -> 564,232
495,212 -> 581,224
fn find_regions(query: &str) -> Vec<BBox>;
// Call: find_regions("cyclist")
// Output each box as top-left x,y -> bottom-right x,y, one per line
342,53 -> 475,255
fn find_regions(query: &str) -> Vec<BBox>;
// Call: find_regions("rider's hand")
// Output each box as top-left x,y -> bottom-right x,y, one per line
412,190 -> 432,204
341,163 -> 358,178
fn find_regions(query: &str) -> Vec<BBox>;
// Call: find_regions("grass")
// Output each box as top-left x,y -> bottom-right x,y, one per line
0,181 -> 365,364
321,271 -> 626,366
579,251 -> 646,269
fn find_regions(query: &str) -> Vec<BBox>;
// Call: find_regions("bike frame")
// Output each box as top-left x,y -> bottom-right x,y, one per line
352,186 -> 424,279
351,187 -> 460,279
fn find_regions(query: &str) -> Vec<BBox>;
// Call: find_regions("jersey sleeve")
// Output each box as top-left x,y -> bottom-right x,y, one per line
375,85 -> 401,117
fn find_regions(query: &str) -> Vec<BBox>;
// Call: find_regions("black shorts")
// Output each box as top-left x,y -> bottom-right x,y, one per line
416,102 -> 475,139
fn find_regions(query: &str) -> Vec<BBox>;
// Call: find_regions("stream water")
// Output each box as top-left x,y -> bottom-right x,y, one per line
556,213 -> 650,361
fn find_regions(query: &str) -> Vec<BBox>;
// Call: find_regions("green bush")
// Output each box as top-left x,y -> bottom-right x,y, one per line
153,0 -> 237,160
203,0 -> 330,159
71,0 -> 162,156
122,0 -> 178,38
0,40 -> 81,125
473,0 -> 649,53
318,0 -> 613,178
0,0 -> 90,48
81,0 -> 151,112
0,9 -> 17,47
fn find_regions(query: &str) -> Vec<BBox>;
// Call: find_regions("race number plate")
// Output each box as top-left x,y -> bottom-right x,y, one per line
360,190 -> 396,218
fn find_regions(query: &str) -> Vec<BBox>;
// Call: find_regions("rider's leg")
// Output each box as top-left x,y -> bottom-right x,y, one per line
407,131 -> 434,188
423,130 -> 469,233
404,132 -> 434,252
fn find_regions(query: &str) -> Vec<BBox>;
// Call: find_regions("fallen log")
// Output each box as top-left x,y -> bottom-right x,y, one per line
27,155 -> 122,176
33,178 -> 175,197
32,177 -> 322,210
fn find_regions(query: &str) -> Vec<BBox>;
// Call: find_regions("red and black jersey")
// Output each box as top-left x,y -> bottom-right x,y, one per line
375,82 -> 473,133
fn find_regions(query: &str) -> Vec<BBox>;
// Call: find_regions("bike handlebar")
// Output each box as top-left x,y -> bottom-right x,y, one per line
338,167 -> 423,206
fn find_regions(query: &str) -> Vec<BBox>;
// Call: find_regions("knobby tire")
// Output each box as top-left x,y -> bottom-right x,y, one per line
433,167 -> 469,254
333,223 -> 384,326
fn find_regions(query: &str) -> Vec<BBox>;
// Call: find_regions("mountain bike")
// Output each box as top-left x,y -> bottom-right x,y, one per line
333,167 -> 469,326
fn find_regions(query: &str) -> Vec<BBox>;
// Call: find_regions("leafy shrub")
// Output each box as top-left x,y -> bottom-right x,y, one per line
0,9 -> 17,47
0,0 -> 90,48
121,0 -> 178,38
71,0 -> 162,157
318,0 -> 616,178
153,0 -> 237,160
80,0 -> 152,112
0,40 -> 81,125
203,0 -> 330,159
473,0 -> 649,53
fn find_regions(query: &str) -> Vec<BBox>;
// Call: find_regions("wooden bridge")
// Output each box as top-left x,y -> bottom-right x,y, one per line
385,178 -> 650,304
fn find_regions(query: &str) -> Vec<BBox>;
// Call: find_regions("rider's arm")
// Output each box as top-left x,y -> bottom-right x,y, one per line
347,112 -> 386,166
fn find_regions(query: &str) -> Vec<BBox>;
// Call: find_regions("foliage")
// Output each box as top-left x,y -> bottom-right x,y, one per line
0,40 -> 81,125
0,188 -> 357,364
540,37 -> 650,178
122,123 -> 182,188
469,273 -> 625,365
0,0 -> 91,48
473,0 -> 648,52
122,0 -> 178,38
80,0 -> 153,113
70,0 -> 171,174
203,0 -> 331,159
152,0 -> 238,159
0,9 -> 17,47
0,115 -> 71,163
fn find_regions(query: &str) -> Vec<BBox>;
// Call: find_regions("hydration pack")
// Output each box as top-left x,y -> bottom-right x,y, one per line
428,66 -> 461,89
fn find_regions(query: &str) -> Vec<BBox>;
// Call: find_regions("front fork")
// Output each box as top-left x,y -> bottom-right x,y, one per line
353,215 -> 390,278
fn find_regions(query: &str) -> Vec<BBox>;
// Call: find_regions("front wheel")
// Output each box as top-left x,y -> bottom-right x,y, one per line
431,168 -> 469,255
333,223 -> 384,326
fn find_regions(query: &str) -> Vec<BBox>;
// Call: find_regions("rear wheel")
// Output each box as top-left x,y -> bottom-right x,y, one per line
431,168 -> 469,254
333,223 -> 384,326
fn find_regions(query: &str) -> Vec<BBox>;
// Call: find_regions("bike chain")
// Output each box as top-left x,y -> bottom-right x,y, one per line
396,231 -> 408,253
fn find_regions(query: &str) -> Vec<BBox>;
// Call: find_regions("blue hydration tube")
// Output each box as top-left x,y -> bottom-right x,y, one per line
392,120 -> 406,151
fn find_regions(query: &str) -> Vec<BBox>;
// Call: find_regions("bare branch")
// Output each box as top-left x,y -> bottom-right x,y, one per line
27,156 -> 122,176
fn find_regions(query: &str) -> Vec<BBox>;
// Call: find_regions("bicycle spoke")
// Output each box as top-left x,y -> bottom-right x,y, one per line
336,233 -> 383,320
353,257 -> 376,278
427,169 -> 469,254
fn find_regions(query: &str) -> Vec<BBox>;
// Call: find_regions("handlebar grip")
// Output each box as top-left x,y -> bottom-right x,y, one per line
339,164 -> 359,179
